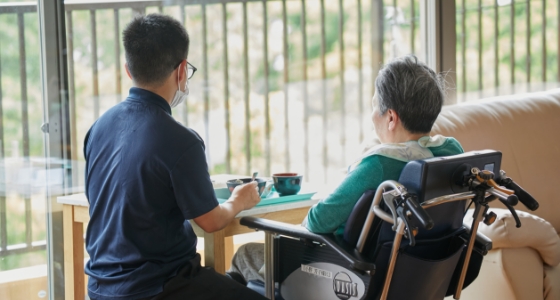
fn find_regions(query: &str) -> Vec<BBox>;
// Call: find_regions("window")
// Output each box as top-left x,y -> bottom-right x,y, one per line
455,0 -> 560,102
0,0 -> 475,298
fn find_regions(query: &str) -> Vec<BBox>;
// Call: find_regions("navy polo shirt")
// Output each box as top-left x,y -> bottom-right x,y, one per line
84,87 -> 219,299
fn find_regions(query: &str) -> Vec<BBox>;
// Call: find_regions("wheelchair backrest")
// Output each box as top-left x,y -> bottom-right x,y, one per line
344,150 -> 502,248
398,150 -> 502,238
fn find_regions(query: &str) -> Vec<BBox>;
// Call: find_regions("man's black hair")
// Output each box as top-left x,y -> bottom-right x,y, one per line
123,13 -> 189,87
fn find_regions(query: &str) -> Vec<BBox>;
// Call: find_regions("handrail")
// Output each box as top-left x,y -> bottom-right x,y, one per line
0,2 -> 36,14
0,0 -> 554,266
1,0 -> 304,14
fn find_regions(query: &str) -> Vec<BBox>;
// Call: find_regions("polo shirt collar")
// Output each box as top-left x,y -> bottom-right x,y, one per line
127,87 -> 172,115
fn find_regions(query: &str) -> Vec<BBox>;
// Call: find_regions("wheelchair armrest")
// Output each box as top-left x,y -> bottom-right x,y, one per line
460,223 -> 493,255
240,216 -> 376,274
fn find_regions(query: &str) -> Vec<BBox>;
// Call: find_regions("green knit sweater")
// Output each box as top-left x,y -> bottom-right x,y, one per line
305,137 -> 464,236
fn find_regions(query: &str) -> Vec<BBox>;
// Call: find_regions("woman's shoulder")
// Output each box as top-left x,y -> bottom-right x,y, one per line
349,152 -> 408,175
427,136 -> 464,157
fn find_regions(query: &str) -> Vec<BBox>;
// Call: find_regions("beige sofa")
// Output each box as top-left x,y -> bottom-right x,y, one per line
432,89 -> 560,300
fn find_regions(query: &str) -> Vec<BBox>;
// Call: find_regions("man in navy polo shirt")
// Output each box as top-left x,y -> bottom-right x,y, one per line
83,14 -> 266,300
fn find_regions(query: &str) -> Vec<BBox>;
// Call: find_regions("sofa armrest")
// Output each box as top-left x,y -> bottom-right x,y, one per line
464,208 -> 560,266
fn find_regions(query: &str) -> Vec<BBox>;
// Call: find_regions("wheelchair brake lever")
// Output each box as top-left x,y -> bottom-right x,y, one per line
382,190 -> 400,231
404,196 -> 434,230
397,207 -> 417,247
487,188 -> 521,227
500,200 -> 522,228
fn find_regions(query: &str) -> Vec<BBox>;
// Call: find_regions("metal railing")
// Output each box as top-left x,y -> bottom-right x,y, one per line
0,0 -> 402,264
0,0 -> 418,257
456,0 -> 560,101
0,0 -> 560,270
2,0 -> 557,268
0,2 -> 43,258
60,0 -> 393,180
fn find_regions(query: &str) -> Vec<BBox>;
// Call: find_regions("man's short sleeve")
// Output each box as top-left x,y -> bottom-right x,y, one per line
170,141 -> 219,220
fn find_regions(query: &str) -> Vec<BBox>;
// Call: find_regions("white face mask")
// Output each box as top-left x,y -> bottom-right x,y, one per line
170,65 -> 189,108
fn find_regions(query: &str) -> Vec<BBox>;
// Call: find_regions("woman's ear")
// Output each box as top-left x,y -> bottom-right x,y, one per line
387,109 -> 399,131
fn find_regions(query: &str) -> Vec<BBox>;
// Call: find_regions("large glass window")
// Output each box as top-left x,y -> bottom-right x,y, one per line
0,0 -> 428,298
65,0 -> 423,187
0,0 -> 50,298
455,0 -> 560,101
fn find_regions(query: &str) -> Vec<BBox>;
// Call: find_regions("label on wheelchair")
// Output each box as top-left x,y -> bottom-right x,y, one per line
281,262 -> 366,300
301,264 -> 333,279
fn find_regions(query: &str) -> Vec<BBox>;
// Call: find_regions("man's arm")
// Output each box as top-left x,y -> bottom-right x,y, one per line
193,181 -> 260,233
171,138 -> 261,232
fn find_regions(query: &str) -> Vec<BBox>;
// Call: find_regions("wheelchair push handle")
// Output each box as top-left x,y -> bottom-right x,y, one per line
498,174 -> 539,211
488,188 -> 519,207
405,197 -> 434,230
472,168 -> 539,212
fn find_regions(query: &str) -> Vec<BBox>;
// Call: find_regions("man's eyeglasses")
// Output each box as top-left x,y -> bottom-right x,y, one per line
187,62 -> 197,80
174,60 -> 197,80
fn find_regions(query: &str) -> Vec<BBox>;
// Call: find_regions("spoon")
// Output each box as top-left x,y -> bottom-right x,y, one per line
251,171 -> 259,182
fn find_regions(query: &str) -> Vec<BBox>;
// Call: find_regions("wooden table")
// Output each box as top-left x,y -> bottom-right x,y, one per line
58,192 -> 320,300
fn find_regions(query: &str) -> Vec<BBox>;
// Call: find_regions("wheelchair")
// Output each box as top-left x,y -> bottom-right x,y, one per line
240,150 -> 539,300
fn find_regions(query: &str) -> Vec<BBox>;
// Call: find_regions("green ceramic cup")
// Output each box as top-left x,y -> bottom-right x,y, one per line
272,173 -> 303,196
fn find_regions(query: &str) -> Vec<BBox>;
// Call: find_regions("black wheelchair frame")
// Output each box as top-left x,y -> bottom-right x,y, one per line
241,150 -> 539,300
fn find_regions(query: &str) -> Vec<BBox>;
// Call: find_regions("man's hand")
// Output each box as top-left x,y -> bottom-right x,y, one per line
228,181 -> 260,210
193,181 -> 260,233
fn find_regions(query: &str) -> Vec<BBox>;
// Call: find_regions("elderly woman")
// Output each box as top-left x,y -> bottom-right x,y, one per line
227,55 -> 463,284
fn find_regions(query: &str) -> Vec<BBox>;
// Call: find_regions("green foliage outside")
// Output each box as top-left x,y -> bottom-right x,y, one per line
0,0 -> 558,273
455,0 -> 559,93
0,12 -> 43,158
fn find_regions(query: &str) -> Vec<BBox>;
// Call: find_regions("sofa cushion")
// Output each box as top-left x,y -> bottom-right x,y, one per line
433,89 -> 560,232
464,208 -> 560,267
544,263 -> 560,300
